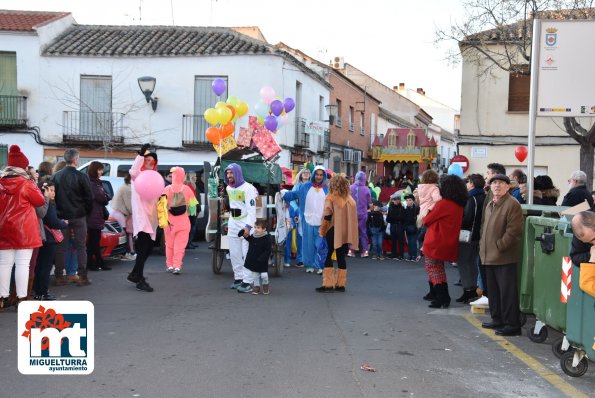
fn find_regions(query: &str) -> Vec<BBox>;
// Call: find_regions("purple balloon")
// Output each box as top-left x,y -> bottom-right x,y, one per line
264,115 -> 278,131
283,97 -> 295,113
270,100 -> 284,117
211,78 -> 226,96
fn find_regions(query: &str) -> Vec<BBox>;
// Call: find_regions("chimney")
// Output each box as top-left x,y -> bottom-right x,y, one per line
416,88 -> 425,95
399,82 -> 405,90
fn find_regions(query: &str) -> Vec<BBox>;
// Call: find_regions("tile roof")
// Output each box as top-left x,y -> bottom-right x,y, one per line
0,10 -> 70,32
43,25 -> 274,57
382,128 -> 436,148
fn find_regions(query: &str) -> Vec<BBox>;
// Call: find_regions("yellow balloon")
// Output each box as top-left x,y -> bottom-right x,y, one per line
215,101 -> 227,109
236,101 -> 249,117
204,108 -> 220,125
217,106 -> 233,125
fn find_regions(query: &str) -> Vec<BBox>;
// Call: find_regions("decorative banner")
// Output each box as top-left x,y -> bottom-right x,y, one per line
560,256 -> 572,303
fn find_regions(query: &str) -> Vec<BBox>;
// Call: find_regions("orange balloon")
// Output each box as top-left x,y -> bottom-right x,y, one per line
220,122 -> 235,138
226,105 -> 236,121
206,126 -> 222,145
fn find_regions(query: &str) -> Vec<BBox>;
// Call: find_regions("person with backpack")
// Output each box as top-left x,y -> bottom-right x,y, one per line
162,167 -> 195,274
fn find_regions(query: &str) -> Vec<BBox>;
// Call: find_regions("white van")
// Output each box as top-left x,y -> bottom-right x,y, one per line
78,159 -> 212,234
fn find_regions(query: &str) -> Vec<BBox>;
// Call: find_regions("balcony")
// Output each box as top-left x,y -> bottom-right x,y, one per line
318,128 -> 330,154
0,95 -> 27,129
182,114 -> 212,148
62,111 -> 124,144
295,117 -> 310,147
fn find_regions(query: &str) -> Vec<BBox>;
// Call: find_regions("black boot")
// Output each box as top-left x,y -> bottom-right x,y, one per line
428,283 -> 451,309
455,289 -> 477,303
423,281 -> 436,301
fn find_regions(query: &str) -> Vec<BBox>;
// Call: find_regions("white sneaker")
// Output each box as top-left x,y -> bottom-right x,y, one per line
121,253 -> 137,261
284,263 -> 291,268
166,267 -> 174,273
316,269 -> 323,275
305,268 -> 314,273
470,296 -> 489,306
173,268 -> 181,275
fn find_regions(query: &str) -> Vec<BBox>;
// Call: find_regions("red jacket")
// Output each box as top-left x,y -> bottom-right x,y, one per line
423,199 -> 464,262
0,175 -> 46,249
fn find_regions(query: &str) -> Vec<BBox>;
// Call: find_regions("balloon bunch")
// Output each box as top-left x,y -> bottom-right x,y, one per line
253,86 -> 295,132
204,78 -> 249,145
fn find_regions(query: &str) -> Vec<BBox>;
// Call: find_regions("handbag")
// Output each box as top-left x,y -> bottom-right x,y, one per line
44,225 -> 64,243
459,196 -> 477,243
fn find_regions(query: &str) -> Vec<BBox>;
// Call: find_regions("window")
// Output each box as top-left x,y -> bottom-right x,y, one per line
348,106 -> 354,131
407,130 -> 416,147
0,52 -> 17,95
194,76 -> 228,140
508,65 -> 530,112
359,112 -> 365,135
80,75 -> 112,136
319,96 -> 325,121
370,112 -> 376,144
388,132 -> 396,147
336,99 -> 342,127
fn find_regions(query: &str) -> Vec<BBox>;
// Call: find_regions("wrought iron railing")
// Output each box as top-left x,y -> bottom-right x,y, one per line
62,111 -> 124,143
0,95 -> 27,128
295,117 -> 310,147
182,114 -> 210,146
319,128 -> 330,153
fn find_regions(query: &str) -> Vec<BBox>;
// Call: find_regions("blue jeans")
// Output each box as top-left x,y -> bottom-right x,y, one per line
404,225 -> 418,259
65,238 -> 78,275
370,227 -> 383,257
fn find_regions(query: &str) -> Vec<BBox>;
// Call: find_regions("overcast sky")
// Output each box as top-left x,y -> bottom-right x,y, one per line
4,0 -> 465,109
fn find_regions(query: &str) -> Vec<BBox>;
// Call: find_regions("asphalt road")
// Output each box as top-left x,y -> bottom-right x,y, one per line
1,246 -> 594,398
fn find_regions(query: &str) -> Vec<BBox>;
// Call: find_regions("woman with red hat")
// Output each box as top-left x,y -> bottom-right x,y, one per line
0,145 -> 45,310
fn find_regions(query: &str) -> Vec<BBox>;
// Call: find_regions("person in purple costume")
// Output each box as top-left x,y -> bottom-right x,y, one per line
349,171 -> 372,257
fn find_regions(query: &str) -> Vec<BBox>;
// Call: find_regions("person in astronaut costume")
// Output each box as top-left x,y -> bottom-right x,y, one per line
224,163 -> 257,292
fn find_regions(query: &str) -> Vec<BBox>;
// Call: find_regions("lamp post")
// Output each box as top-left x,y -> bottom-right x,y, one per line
324,104 -> 338,125
137,76 -> 158,111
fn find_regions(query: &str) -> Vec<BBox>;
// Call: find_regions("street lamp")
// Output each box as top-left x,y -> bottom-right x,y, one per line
137,76 -> 158,111
324,104 -> 338,125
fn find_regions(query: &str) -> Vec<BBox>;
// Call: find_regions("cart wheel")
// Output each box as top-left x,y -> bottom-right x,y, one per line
560,351 -> 588,377
551,337 -> 569,359
211,249 -> 224,274
528,325 -> 548,343
519,313 -> 527,327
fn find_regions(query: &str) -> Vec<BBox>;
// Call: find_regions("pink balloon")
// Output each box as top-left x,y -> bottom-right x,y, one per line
259,86 -> 276,105
134,170 -> 165,201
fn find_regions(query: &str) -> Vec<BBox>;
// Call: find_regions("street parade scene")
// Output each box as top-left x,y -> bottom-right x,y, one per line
0,1 -> 594,397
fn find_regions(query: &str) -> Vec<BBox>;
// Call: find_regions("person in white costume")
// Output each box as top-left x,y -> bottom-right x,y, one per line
224,163 -> 257,292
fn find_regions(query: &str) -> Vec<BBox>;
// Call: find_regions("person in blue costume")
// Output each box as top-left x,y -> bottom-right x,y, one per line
291,168 -> 311,267
283,166 -> 328,274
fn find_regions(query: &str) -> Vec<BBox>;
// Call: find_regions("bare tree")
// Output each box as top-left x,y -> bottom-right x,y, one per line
436,0 -> 595,189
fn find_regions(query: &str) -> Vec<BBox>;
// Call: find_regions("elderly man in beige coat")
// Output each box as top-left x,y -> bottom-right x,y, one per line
479,174 -> 523,336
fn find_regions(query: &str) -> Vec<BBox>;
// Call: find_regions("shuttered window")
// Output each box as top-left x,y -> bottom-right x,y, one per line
194,76 -> 228,139
508,65 -> 530,112
80,75 -> 112,136
0,52 -> 17,95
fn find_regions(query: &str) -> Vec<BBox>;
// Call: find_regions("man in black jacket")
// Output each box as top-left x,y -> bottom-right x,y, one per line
562,170 -> 594,208
52,148 -> 93,286
386,195 -> 405,259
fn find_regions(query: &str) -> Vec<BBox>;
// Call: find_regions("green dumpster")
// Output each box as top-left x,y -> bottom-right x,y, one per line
519,205 -> 569,316
559,263 -> 594,377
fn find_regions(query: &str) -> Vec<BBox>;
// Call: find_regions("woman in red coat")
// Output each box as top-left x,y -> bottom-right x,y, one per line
0,145 -> 45,310
422,174 -> 468,309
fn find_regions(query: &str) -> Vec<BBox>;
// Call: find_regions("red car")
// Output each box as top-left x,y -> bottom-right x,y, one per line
100,217 -> 128,259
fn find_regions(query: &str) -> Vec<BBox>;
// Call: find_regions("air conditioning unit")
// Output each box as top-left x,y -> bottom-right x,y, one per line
343,149 -> 353,162
332,56 -> 344,69
352,150 -> 362,164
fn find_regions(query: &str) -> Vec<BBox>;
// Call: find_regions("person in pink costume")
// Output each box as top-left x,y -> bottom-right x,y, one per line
162,167 -> 194,274
417,170 -> 442,220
